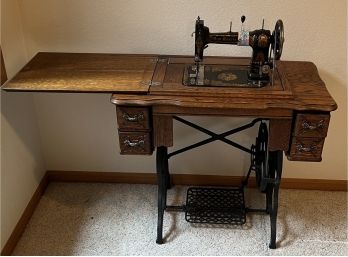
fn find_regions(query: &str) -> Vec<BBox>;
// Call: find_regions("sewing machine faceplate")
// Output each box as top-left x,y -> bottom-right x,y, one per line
183,64 -> 270,88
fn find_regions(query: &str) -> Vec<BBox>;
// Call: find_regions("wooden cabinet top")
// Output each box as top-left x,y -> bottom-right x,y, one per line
3,52 -> 157,93
2,52 -> 337,112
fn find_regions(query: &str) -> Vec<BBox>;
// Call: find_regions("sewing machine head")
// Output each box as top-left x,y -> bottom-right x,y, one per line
185,16 -> 284,87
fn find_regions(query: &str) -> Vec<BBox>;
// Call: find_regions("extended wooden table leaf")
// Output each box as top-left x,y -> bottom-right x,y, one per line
2,52 -> 158,93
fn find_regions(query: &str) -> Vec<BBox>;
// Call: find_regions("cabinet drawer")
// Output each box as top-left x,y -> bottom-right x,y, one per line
116,106 -> 150,130
119,132 -> 153,155
294,114 -> 330,137
288,137 -> 325,162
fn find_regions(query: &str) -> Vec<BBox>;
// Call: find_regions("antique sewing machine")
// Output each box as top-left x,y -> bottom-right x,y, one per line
2,15 -> 337,250
184,16 -> 284,87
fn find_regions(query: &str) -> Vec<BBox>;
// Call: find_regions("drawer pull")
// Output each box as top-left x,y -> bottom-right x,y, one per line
122,112 -> 144,122
302,120 -> 324,131
296,144 -> 317,153
124,139 -> 145,147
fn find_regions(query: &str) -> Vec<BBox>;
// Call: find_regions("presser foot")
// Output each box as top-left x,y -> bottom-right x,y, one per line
183,64 -> 205,86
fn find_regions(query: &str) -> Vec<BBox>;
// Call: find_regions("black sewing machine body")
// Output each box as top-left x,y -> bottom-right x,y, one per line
184,16 -> 284,87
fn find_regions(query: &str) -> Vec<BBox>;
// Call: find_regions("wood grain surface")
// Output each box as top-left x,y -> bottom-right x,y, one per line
2,52 -> 158,93
269,119 -> 292,151
2,52 -> 338,114
153,115 -> 173,147
112,57 -> 337,113
1,52 -> 337,161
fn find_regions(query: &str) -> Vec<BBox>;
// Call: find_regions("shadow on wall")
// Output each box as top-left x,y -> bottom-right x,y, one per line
1,89 -> 46,250
0,91 -> 44,181
318,69 -> 347,111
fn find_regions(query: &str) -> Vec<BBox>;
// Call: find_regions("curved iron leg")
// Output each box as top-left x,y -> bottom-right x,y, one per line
269,150 -> 283,249
266,152 -> 276,214
164,154 -> 171,190
266,186 -> 273,214
156,146 -> 168,244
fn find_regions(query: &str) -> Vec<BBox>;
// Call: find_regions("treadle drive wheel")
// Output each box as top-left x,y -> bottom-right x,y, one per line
272,20 -> 284,60
254,122 -> 269,193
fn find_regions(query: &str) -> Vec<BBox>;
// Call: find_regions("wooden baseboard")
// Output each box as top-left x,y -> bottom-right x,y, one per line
2,170 -> 346,255
47,170 -> 348,191
1,172 -> 50,256
278,178 -> 347,191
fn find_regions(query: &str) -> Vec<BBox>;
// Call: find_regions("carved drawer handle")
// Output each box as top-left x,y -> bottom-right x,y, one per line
296,144 -> 317,153
302,120 -> 324,131
122,112 -> 144,122
124,139 -> 145,147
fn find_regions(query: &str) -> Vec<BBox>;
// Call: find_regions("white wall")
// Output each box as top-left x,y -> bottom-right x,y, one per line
0,0 -> 45,249
17,0 -> 347,180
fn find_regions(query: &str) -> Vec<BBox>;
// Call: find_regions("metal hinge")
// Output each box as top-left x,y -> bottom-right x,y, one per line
149,58 -> 168,64
158,58 -> 168,63
140,80 -> 161,86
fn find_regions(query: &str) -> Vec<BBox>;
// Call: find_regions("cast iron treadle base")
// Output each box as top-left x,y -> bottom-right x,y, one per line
185,187 -> 246,225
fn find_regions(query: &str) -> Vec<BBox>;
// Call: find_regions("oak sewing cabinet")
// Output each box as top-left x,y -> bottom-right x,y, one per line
3,52 -> 337,249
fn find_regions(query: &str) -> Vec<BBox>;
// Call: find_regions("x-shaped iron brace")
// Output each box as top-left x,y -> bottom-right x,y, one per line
168,116 -> 265,159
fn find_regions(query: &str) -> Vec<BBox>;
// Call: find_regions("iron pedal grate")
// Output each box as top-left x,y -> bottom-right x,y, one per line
185,187 -> 246,225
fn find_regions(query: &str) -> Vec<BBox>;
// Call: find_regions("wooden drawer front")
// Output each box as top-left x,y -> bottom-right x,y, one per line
294,114 -> 330,137
117,106 -> 150,130
119,132 -> 152,155
289,137 -> 325,162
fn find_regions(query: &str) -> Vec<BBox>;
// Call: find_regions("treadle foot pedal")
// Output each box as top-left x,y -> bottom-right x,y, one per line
185,187 -> 246,225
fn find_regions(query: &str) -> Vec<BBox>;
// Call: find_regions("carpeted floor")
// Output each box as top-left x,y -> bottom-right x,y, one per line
13,182 -> 348,256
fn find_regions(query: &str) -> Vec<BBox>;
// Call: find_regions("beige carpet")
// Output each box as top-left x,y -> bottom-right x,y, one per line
13,182 -> 347,256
